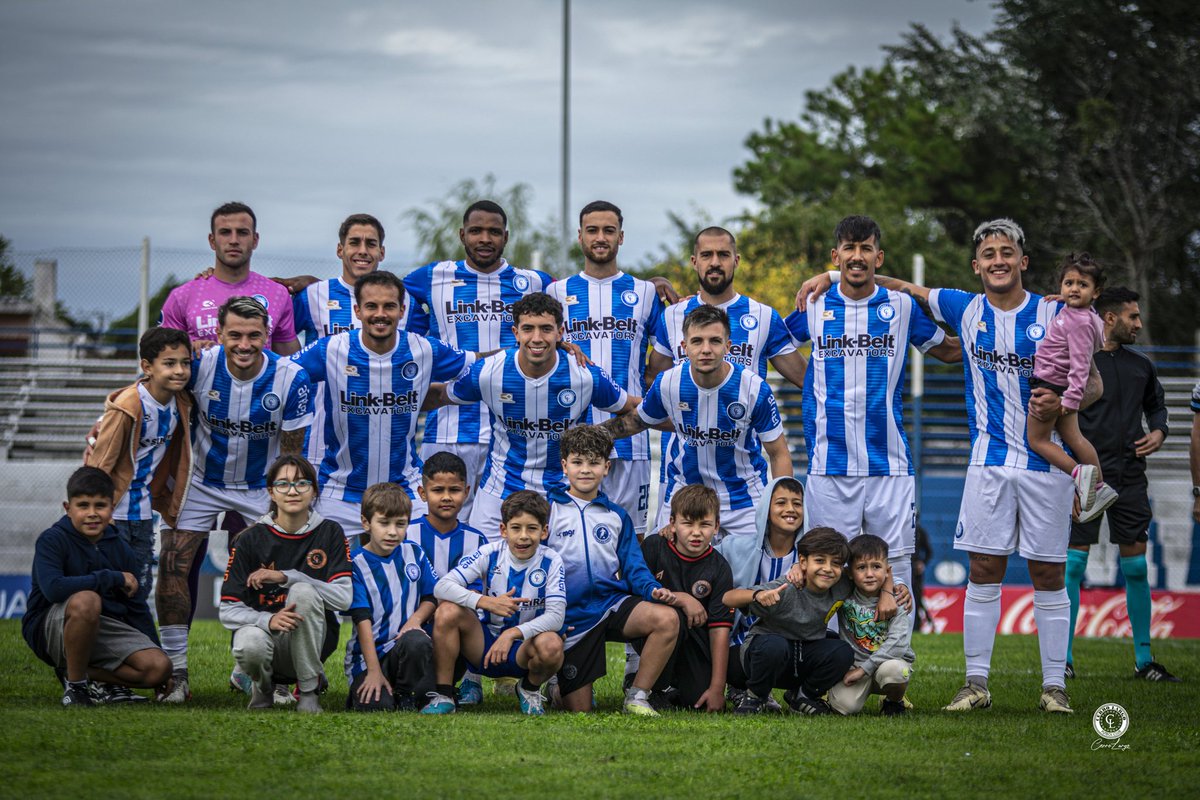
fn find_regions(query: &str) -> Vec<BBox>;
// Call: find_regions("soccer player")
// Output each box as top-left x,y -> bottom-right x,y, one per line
402,201 -> 555,517
800,218 -> 1097,714
786,215 -> 961,593
426,292 -> 640,539
603,304 -> 792,540
1064,287 -> 1178,681
546,200 -> 665,535
157,296 -> 313,702
160,201 -> 300,356
291,271 -> 475,534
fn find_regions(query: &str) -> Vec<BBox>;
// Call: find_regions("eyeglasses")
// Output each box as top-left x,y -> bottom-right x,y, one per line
270,479 -> 314,493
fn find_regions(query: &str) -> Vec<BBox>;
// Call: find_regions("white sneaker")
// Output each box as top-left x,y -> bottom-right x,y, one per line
1071,464 -> 1097,509
1077,482 -> 1119,523
517,683 -> 546,716
273,684 -> 297,706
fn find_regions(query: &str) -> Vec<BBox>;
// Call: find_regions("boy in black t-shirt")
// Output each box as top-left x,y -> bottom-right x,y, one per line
641,485 -> 734,712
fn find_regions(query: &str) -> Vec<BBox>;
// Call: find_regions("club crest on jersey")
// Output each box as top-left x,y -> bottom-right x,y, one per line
207,390 -> 221,401
691,580 -> 712,599
528,568 -> 547,588
622,290 -> 640,306
740,314 -> 759,331
822,310 -> 835,320
405,563 -> 422,582
326,300 -> 341,310
513,275 -> 530,292
877,304 -> 896,321
1026,323 -> 1047,341
306,549 -> 327,570
345,364 -> 359,376
727,402 -> 747,421
592,525 -> 613,544
401,361 -> 420,380
955,521 -> 965,540
252,294 -> 269,310
557,389 -> 577,407
261,392 -> 281,412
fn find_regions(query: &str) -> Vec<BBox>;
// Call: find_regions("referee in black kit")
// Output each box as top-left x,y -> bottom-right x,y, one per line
1063,287 -> 1179,682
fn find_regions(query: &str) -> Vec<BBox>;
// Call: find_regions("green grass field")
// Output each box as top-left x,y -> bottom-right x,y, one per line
1,620 -> 1195,798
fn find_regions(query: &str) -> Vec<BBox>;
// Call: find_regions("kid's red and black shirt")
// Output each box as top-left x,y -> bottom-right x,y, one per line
641,535 -> 734,659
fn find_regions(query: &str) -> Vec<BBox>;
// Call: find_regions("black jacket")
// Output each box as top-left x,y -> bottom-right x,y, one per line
1078,346 -> 1169,484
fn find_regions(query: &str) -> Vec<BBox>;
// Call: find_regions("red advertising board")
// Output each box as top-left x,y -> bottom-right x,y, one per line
922,586 -> 1200,638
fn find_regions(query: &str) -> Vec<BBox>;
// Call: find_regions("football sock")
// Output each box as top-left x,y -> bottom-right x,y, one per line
520,676 -> 539,692
1034,588 -> 1071,689
1065,549 -> 1089,665
963,581 -> 1001,684
1120,554 -> 1154,670
436,684 -> 455,699
462,670 -> 481,684
624,645 -> 640,676
159,624 -> 189,671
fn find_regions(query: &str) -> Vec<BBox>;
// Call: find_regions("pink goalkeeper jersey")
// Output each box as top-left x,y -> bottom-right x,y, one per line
160,271 -> 297,349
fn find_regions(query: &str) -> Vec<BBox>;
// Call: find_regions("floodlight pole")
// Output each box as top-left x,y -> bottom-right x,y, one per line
911,253 -> 925,515
559,0 -> 571,275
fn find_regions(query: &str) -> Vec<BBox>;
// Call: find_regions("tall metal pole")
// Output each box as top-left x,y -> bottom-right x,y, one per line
559,0 -> 570,275
911,253 -> 926,514
138,236 -> 150,365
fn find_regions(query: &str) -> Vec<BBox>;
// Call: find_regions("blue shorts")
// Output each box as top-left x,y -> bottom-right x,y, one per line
466,621 -> 526,679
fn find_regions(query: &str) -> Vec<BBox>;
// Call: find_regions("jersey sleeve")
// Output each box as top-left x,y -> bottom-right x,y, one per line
645,293 -> 666,352
616,511 -> 662,600
272,288 -> 299,346
764,309 -> 798,357
402,266 -> 432,335
640,534 -> 665,575
281,368 -> 314,430
158,285 -> 190,334
448,544 -> 490,588
219,529 -> 258,605
705,554 -> 735,629
589,365 -> 628,413
750,380 -> 784,442
534,269 -> 555,288
348,558 -> 373,614
446,358 -> 486,405
293,290 -> 317,343
316,525 -> 353,583
291,338 -> 328,383
905,297 -> 946,352
927,288 -> 973,332
784,309 -> 810,344
651,311 -> 673,358
637,372 -> 669,425
1190,380 -> 1200,414
429,338 -> 475,382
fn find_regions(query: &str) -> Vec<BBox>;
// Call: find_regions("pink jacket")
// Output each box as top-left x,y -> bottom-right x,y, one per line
1032,306 -> 1103,411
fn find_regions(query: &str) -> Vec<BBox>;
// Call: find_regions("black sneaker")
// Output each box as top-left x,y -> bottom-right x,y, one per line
1064,662 -> 1075,679
394,692 -> 417,711
62,683 -> 94,708
733,692 -> 766,715
1134,661 -> 1181,682
784,689 -> 832,715
90,682 -> 147,704
880,699 -> 907,716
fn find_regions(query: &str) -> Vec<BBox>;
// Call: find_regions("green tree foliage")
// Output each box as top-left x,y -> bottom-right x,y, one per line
102,276 -> 181,354
0,235 -> 31,299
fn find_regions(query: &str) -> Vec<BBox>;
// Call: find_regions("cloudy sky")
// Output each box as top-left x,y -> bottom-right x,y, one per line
0,0 -> 996,314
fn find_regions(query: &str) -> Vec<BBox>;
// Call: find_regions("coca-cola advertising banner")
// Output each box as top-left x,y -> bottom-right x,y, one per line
922,586 -> 1200,638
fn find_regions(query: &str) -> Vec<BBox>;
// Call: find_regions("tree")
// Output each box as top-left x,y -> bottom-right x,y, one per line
102,276 -> 182,354
0,235 -> 30,299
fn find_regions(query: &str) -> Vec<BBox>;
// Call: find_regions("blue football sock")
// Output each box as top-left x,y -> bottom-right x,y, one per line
1065,549 -> 1088,665
1120,554 -> 1153,670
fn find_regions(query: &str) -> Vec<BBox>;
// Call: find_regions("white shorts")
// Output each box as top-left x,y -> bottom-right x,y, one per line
953,465 -> 1072,563
175,479 -> 269,533
653,495 -> 758,543
319,489 -> 427,541
420,441 -> 489,517
602,460 -> 651,535
804,475 -> 916,557
468,489 -> 505,543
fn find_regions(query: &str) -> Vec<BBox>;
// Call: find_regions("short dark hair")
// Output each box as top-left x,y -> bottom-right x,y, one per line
579,200 -> 623,227
512,292 -> 563,326
670,484 -> 720,523
266,455 -> 318,516
694,226 -> 737,254
339,213 -> 385,244
682,304 -> 730,338
1057,252 -> 1105,293
463,200 -> 508,229
141,326 -> 190,363
218,296 -> 268,329
559,424 -> 613,463
798,527 -> 850,564
211,202 -> 256,232
353,270 -> 406,306
849,533 -> 889,565
501,490 -> 549,526
834,215 -> 882,248
421,451 -> 468,483
67,466 -> 115,501
770,477 -> 805,501
361,482 -> 412,521
1094,286 -> 1140,318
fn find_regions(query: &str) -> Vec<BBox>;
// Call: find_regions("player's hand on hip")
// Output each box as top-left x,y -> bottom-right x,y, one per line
1133,430 -> 1164,457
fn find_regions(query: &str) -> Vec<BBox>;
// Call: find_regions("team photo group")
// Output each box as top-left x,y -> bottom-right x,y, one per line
23,197 -> 1181,720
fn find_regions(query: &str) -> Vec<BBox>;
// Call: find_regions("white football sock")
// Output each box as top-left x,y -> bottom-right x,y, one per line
1033,588 -> 1071,689
159,624 -> 190,671
963,581 -> 1001,684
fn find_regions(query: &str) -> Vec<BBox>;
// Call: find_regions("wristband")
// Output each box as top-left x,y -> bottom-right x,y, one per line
752,589 -> 763,603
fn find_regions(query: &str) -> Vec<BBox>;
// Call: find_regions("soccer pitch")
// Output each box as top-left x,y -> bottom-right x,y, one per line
2,620 -> 1195,798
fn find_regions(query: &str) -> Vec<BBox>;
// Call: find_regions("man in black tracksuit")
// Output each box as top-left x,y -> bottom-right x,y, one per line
1064,286 -> 1179,682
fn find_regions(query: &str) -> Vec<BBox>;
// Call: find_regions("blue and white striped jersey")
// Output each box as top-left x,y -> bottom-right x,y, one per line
546,271 -> 663,461
730,547 -> 799,646
447,350 -> 628,498
638,362 -> 784,511
446,541 -> 567,638
293,276 -> 360,345
113,383 -> 179,522
652,293 -> 796,377
406,515 -> 486,581
403,259 -> 553,448
546,490 -> 662,647
929,288 -> 1062,471
345,540 -> 437,679
189,348 -> 313,490
292,330 -> 474,503
786,285 -> 945,477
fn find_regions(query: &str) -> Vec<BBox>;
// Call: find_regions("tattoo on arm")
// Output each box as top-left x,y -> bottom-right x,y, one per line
600,414 -> 649,440
280,428 -> 305,455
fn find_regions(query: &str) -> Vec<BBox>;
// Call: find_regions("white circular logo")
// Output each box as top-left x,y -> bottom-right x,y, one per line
405,563 -> 422,582
933,559 -> 967,585
740,313 -> 759,331
1027,323 -> 1047,341
260,392 -> 281,412
726,402 -> 747,421
621,290 -> 639,306
557,389 -> 577,407
513,275 -> 530,292
877,304 -> 896,321
252,293 -> 269,311
528,568 -> 547,587
401,361 -> 420,380
1092,703 -> 1129,740
592,525 -> 612,544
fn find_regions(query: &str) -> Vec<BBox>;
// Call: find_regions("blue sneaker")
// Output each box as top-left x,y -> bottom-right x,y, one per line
517,683 -> 546,716
421,693 -> 456,715
457,676 -> 483,706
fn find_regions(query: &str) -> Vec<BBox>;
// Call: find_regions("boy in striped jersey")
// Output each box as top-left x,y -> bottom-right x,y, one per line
426,490 -> 566,716
88,327 -> 194,603
345,483 -> 438,712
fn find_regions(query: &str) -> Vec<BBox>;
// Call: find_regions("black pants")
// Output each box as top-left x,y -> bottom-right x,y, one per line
347,630 -> 434,711
742,633 -> 853,699
649,612 -> 715,708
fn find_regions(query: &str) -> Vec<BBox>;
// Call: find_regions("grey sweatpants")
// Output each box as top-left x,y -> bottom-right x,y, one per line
231,583 -> 325,693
